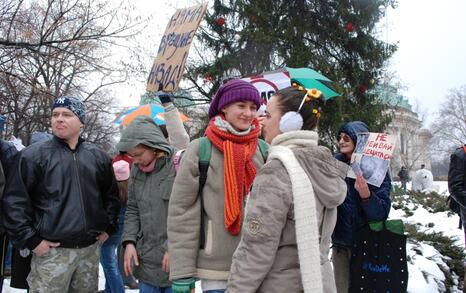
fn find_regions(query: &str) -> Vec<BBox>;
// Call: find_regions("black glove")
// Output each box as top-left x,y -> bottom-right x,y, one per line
156,91 -> 173,104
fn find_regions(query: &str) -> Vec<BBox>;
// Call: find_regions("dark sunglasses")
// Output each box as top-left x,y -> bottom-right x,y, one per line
338,134 -> 351,143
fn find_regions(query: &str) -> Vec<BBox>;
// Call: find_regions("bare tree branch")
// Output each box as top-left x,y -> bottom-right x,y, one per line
0,0 -> 148,148
430,85 -> 466,158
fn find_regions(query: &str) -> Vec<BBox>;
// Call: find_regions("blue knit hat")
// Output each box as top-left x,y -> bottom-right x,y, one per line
337,121 -> 369,143
52,96 -> 86,124
208,79 -> 261,119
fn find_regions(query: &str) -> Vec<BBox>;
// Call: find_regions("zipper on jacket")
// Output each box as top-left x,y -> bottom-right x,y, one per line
73,152 -> 88,233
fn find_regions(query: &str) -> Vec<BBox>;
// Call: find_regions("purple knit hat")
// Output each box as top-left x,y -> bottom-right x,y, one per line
208,79 -> 261,119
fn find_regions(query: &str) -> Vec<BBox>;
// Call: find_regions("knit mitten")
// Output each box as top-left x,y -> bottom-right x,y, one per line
172,278 -> 195,293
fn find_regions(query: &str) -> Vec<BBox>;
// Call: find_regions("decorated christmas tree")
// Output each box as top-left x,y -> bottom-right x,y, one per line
185,0 -> 397,147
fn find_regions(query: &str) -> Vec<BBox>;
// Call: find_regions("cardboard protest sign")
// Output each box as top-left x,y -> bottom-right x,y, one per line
348,132 -> 396,187
146,3 -> 208,92
242,69 -> 291,103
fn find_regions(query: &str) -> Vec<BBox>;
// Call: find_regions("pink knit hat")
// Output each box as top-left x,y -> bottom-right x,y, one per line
113,160 -> 130,181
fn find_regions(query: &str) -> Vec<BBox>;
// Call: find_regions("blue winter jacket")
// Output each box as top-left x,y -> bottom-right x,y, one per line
332,121 -> 392,248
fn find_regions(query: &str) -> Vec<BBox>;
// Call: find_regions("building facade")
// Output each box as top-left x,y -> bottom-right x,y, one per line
377,85 -> 432,178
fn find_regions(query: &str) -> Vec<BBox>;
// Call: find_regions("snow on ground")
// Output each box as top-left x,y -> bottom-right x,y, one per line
391,181 -> 462,244
390,201 -> 463,246
3,267 -> 204,293
2,182 -> 462,293
391,181 -> 464,293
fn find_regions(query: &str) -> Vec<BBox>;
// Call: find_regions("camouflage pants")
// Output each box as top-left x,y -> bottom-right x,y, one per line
28,242 -> 100,293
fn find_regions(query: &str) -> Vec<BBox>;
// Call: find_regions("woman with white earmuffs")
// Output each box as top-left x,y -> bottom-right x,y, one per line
226,84 -> 349,293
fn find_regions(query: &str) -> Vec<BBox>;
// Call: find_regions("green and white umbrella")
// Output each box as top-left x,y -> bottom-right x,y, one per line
242,67 -> 339,101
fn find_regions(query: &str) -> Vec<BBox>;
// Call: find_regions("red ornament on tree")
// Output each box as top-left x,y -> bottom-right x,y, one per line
358,84 -> 368,94
216,17 -> 225,26
346,22 -> 355,32
250,15 -> 258,23
203,73 -> 213,83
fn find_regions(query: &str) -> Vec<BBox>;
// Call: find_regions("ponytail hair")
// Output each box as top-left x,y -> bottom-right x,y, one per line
272,84 -> 325,131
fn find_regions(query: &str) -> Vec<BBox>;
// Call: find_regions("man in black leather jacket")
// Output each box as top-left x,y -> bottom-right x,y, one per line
2,96 -> 120,292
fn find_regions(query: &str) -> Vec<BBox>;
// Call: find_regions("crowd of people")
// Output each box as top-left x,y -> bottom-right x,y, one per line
0,78 -> 456,293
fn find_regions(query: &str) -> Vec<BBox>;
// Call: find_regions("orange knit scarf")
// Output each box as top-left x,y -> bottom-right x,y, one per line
205,116 -> 260,235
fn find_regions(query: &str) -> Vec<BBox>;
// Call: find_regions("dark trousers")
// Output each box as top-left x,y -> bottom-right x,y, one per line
10,248 -> 31,289
0,233 -> 8,293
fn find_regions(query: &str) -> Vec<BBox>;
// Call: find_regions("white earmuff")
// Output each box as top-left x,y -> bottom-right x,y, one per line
279,111 -> 303,133
279,90 -> 309,133
278,86 -> 322,133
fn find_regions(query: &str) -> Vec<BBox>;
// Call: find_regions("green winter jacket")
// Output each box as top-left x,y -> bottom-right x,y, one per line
117,116 -> 175,288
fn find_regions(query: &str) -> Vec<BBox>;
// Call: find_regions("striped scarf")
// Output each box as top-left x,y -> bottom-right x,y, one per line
205,116 -> 260,235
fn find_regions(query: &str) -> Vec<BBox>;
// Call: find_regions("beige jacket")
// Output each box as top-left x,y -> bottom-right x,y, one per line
163,102 -> 190,150
168,137 -> 266,281
227,131 -> 348,293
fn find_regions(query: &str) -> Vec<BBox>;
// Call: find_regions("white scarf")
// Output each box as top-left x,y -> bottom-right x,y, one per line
269,130 -> 323,293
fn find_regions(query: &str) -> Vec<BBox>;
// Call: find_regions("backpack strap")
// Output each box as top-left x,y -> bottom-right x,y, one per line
198,137 -> 211,249
198,137 -> 212,195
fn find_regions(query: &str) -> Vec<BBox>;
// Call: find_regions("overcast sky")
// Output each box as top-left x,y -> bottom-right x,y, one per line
385,0 -> 466,125
117,0 -> 466,127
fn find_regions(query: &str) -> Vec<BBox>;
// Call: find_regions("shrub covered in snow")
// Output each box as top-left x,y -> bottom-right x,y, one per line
391,183 -> 465,292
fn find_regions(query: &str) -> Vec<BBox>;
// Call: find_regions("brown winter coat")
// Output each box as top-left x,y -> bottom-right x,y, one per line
227,131 -> 349,293
167,137 -> 266,281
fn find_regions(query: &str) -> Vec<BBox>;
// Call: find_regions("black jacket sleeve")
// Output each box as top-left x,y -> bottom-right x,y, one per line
448,148 -> 466,209
0,163 -> 4,197
2,152 -> 42,249
99,154 -> 121,235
